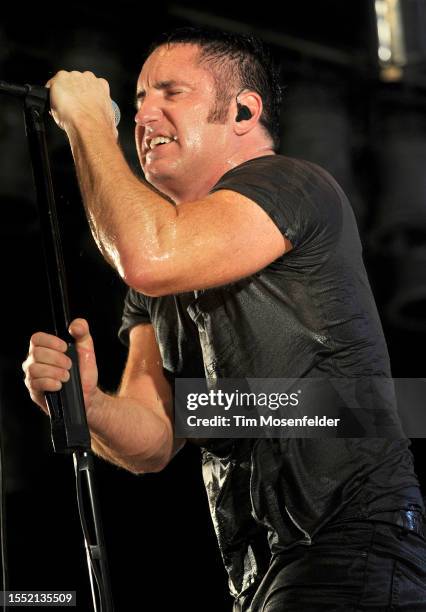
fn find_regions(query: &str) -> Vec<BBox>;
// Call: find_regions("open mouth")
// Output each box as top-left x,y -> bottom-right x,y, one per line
147,135 -> 177,151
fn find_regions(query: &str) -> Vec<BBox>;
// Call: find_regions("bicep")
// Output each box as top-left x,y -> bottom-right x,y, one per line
139,190 -> 292,296
119,323 -> 185,455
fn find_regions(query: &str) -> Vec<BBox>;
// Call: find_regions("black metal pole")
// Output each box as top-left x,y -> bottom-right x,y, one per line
74,452 -> 114,612
1,81 -> 114,611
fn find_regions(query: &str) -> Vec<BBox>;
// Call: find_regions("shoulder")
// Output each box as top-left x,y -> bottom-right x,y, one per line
211,155 -> 346,249
213,154 -> 343,199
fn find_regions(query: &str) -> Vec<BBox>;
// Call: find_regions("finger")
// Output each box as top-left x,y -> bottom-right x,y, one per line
30,332 -> 68,353
45,70 -> 66,88
68,318 -> 94,352
26,363 -> 70,383
98,77 -> 110,94
28,346 -> 72,370
26,377 -> 63,393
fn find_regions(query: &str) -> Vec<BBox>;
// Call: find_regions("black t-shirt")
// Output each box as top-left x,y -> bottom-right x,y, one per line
119,156 -> 423,602
120,155 -> 391,380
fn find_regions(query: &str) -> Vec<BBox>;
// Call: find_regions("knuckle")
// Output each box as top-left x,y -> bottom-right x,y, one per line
54,70 -> 69,80
32,346 -> 42,360
33,378 -> 53,392
30,331 -> 41,345
27,363 -> 35,375
27,363 -> 40,377
30,379 -> 41,391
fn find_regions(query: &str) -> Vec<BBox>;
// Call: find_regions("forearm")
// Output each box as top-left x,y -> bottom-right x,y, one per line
87,387 -> 174,474
66,120 -> 176,281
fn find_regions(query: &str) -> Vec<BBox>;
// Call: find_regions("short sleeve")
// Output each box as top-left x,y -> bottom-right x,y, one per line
118,288 -> 151,347
210,155 -> 343,250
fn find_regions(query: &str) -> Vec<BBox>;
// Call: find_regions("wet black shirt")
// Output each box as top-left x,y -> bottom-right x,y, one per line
119,156 -> 423,602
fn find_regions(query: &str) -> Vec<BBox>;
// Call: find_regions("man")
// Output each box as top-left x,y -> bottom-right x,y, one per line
23,28 -> 426,611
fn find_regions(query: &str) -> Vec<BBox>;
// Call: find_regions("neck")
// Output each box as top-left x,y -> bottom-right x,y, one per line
160,144 -> 276,204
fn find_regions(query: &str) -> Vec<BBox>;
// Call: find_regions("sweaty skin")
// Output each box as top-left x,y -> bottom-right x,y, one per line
45,44 -> 288,296
23,43 -> 291,473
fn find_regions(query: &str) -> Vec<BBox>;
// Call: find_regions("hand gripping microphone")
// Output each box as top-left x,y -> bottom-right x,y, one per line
0,79 -> 121,126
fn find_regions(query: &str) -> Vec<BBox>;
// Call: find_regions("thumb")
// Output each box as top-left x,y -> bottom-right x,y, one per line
68,318 -> 94,352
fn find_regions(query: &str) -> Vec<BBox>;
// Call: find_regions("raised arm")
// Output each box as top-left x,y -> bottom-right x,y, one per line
46,71 -> 291,297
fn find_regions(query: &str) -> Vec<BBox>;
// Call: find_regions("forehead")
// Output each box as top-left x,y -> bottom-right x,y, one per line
137,43 -> 213,89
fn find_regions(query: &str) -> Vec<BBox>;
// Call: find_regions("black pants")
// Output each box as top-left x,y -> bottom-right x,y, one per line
243,518 -> 426,611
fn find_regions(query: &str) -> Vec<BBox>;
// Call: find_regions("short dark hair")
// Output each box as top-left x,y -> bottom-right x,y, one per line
148,27 -> 282,151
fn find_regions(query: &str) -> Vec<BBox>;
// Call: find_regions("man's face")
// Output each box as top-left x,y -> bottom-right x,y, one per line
134,44 -> 232,196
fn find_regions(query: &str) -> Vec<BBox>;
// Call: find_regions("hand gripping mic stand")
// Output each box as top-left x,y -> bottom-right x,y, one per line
1,81 -> 114,612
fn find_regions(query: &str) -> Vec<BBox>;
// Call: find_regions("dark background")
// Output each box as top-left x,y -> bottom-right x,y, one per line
1,1 -> 426,610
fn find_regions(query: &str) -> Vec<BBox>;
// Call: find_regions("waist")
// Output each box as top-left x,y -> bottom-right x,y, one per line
368,508 -> 426,538
336,506 -> 426,539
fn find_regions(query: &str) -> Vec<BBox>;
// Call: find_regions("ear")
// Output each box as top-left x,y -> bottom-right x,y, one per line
233,91 -> 263,135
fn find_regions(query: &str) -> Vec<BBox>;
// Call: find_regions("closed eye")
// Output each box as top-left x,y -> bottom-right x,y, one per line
134,91 -> 145,110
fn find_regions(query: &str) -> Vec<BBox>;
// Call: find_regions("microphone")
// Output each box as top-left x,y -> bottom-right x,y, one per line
110,99 -> 121,127
0,80 -> 121,126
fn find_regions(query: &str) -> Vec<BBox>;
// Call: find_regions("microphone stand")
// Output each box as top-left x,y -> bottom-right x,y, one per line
1,80 -> 114,611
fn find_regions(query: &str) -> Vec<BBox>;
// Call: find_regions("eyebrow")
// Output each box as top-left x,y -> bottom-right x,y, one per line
134,80 -> 193,107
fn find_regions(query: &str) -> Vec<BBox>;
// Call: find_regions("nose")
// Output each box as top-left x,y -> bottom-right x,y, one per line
134,95 -> 163,126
